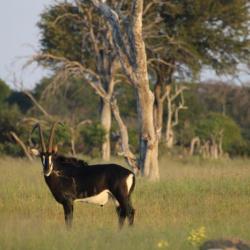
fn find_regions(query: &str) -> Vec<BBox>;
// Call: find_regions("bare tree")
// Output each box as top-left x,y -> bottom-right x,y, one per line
89,0 -> 160,180
34,2 -> 120,161
165,85 -> 188,148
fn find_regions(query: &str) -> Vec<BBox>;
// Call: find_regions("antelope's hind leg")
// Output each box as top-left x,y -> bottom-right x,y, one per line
116,205 -> 127,229
115,198 -> 135,229
127,199 -> 135,226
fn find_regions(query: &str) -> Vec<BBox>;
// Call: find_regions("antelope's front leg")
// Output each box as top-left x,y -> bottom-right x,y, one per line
62,201 -> 74,229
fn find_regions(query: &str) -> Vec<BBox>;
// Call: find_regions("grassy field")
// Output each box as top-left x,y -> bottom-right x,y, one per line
0,156 -> 250,250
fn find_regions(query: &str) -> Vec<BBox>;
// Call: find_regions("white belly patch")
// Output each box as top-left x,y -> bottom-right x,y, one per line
75,189 -> 118,206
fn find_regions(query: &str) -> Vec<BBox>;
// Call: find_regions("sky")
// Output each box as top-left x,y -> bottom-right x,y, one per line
0,0 -> 53,90
0,1 -> 249,90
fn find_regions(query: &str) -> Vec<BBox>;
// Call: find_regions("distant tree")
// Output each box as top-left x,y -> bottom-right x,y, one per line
144,0 -> 250,140
79,122 -> 105,158
0,79 -> 11,104
7,91 -> 32,113
27,76 -> 100,156
90,0 -> 161,179
175,83 -> 206,147
196,112 -> 245,157
164,84 -> 188,148
36,2 -> 119,161
146,0 -> 249,78
0,105 -> 25,156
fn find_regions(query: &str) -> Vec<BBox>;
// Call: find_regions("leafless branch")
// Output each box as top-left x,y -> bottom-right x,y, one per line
10,131 -> 33,161
148,58 -> 176,69
111,98 -> 139,174
23,91 -> 53,119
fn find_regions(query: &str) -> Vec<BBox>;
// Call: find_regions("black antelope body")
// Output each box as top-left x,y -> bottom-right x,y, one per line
31,122 -> 135,229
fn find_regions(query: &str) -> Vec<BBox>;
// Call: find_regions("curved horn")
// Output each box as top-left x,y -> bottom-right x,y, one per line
48,122 -> 63,153
31,123 -> 46,152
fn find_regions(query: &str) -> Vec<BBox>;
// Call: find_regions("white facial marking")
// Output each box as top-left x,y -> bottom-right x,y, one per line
42,156 -> 46,166
126,174 -> 134,194
44,165 -> 53,176
75,189 -> 118,206
44,156 -> 53,177
48,156 -> 52,166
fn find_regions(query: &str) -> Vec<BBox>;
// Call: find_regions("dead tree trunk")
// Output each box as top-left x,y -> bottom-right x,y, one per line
86,9 -> 117,161
111,98 -> 140,174
101,99 -> 112,161
189,137 -> 200,156
70,127 -> 77,156
218,129 -> 224,158
165,85 -> 188,148
91,0 -> 160,180
153,79 -> 169,140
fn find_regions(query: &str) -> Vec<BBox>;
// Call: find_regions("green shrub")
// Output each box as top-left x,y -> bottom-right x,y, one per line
79,123 -> 105,157
196,112 -> 245,155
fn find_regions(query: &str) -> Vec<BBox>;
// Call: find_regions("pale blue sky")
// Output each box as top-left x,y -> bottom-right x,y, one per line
0,1 -> 249,90
0,0 -> 53,89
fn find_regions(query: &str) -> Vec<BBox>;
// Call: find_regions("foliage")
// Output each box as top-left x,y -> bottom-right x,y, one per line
7,91 -> 32,113
32,76 -> 99,120
33,124 -> 71,151
79,123 -> 106,157
175,83 -> 250,156
196,112 -> 245,154
146,0 -> 249,80
175,84 -> 206,146
0,79 -> 11,104
0,79 -> 32,114
35,0 -> 250,162
0,105 -> 26,156
187,226 -> 206,246
38,3 -> 84,63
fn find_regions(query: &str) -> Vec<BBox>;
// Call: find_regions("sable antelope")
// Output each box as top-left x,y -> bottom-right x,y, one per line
30,122 -> 135,229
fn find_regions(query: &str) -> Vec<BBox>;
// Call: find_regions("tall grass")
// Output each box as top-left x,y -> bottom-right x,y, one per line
0,156 -> 250,249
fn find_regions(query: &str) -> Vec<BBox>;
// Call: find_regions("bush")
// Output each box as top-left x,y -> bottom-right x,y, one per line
196,112 -> 245,156
0,105 -> 25,157
79,123 -> 105,157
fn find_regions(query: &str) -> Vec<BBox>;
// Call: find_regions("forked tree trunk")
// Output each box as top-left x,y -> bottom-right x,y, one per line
189,137 -> 200,156
153,83 -> 166,140
165,85 -> 187,148
101,99 -> 112,161
154,100 -> 164,140
166,126 -> 174,148
91,0 -> 160,180
137,85 -> 159,179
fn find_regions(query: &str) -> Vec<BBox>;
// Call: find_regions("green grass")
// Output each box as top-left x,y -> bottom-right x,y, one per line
0,156 -> 250,249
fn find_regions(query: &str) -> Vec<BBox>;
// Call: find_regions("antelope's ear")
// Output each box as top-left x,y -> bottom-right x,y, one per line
30,148 -> 40,157
52,145 -> 58,154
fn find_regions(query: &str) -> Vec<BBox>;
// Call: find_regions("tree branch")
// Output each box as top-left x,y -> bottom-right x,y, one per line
111,98 -> 139,174
23,91 -> 52,118
10,131 -> 33,161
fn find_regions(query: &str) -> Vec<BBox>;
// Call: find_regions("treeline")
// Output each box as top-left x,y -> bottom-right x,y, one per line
1,0 -> 250,179
1,77 -> 249,158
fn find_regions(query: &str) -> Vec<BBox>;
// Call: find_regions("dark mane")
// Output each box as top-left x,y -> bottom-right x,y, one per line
55,154 -> 88,168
